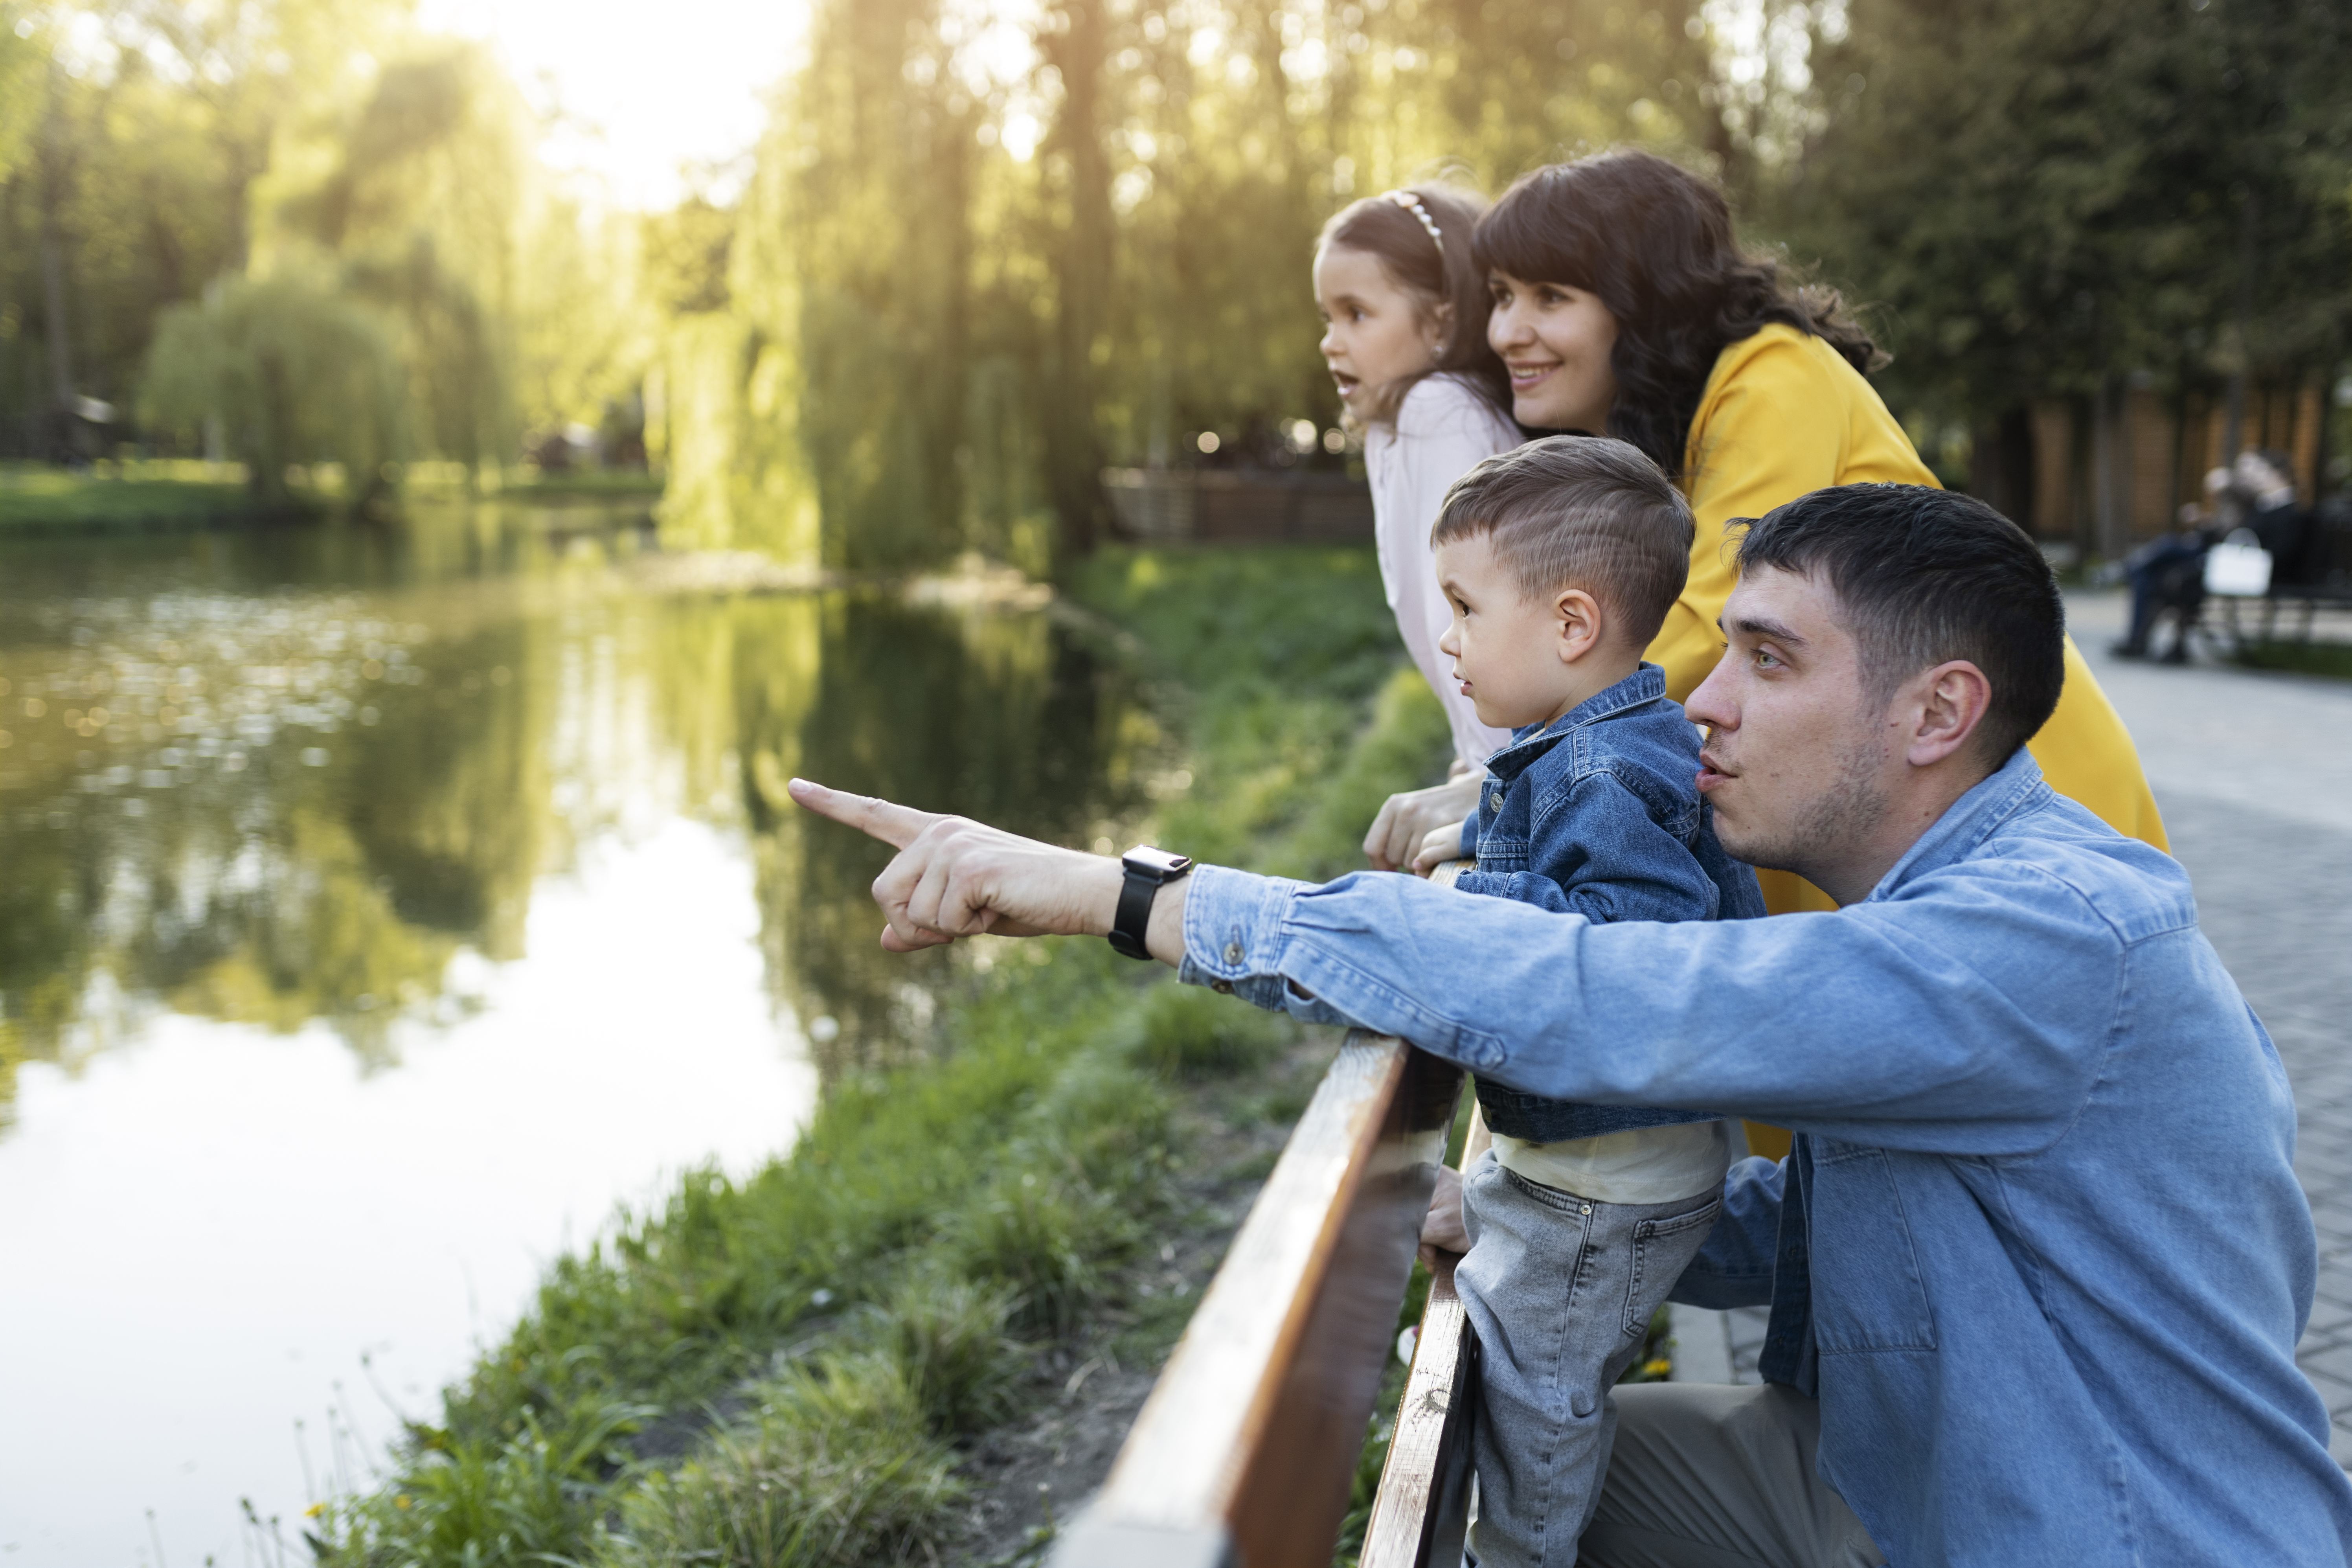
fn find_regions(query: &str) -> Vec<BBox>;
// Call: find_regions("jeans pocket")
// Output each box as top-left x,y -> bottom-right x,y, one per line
1622,1195 -> 1723,1336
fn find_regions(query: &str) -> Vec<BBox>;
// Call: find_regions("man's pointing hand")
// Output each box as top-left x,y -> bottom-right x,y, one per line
787,778 -> 1157,956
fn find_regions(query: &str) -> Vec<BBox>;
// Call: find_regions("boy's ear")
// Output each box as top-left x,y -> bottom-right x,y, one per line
1554,587 -> 1606,662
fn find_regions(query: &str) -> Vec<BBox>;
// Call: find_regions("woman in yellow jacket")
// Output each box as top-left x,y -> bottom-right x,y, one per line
1363,151 -> 2165,1158
1367,149 -> 2163,881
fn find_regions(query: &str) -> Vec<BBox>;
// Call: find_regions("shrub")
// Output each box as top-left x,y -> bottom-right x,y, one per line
599,1355 -> 960,1568
869,1273 -> 1020,1436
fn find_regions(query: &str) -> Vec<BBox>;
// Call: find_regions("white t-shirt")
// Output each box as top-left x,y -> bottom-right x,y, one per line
1364,375 -> 1521,771
1492,1119 -> 1734,1206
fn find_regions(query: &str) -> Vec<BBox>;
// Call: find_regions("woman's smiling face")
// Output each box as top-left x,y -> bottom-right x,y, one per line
1487,270 -> 1619,432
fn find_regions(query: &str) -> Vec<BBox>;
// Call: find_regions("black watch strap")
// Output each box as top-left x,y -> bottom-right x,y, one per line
1110,846 -> 1192,960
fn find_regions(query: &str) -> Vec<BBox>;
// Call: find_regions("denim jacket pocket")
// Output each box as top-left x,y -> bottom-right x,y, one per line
1808,1140 -> 1939,1353
1624,1195 -> 1724,1336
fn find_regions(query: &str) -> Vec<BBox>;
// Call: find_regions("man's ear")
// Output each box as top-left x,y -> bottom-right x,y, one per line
1904,660 -> 1993,768
1554,587 -> 1606,664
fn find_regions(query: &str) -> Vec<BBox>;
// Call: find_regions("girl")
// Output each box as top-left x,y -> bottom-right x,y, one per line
1315,185 -> 1522,802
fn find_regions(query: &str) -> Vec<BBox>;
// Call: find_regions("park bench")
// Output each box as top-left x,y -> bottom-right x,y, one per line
1052,862 -> 1489,1568
2201,505 -> 2352,653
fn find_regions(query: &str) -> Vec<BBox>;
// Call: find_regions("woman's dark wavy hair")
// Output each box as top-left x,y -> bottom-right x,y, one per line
1473,149 -> 1881,478
1319,183 -> 1515,429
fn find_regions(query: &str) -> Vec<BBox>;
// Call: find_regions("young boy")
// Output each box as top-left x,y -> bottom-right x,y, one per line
1415,435 -> 1763,1568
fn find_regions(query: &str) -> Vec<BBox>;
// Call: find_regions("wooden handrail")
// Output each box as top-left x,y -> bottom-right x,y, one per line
1052,1031 -> 1464,1568
1358,1101 -> 1490,1568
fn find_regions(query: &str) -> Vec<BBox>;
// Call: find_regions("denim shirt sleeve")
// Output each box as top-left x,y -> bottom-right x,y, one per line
1456,768 -> 1719,923
1176,859 -> 2125,1157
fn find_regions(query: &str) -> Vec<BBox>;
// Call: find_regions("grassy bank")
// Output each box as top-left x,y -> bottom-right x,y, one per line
0,460 -> 662,532
0,459 -> 292,531
312,544 -> 1456,1567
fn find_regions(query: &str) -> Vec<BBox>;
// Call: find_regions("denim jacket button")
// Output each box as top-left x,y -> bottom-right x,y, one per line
1211,980 -> 1234,995
1224,941 -> 1244,964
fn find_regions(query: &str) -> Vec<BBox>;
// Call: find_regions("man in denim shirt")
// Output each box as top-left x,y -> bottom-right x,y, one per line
1411,437 -> 1766,1567
793,485 -> 2352,1565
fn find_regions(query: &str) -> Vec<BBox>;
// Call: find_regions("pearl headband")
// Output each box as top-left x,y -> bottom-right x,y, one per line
1386,189 -> 1444,255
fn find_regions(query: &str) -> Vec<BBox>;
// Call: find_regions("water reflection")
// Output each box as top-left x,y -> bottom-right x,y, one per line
0,509 -> 1150,1119
0,503 -> 1152,1564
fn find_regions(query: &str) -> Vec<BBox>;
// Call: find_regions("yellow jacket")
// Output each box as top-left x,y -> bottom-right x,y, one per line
1647,324 -> 2168,919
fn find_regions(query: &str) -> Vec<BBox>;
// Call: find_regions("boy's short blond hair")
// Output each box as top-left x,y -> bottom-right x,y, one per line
1431,436 -> 1693,647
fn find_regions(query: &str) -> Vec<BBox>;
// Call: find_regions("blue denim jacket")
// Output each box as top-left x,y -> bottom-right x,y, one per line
1178,748 -> 2352,1565
1456,664 -> 1765,1142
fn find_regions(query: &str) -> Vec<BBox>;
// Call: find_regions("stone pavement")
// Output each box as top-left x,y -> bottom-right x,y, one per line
1672,590 -> 2352,1469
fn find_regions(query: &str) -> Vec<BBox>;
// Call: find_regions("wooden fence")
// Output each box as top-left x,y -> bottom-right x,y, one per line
1053,864 -> 1488,1568
1101,468 -> 1375,546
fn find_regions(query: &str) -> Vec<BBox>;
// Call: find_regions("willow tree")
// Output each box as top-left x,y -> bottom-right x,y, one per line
257,44 -> 540,475
781,0 -> 979,569
142,270 -> 402,505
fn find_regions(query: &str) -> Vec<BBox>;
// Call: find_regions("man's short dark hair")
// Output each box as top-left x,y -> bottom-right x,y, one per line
1431,436 -> 1693,647
1735,484 -> 2065,765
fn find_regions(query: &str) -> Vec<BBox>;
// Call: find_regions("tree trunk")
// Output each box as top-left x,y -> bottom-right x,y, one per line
2092,373 -> 2131,563
1968,405 -> 2036,530
1040,0 -> 1113,569
37,82 -> 74,417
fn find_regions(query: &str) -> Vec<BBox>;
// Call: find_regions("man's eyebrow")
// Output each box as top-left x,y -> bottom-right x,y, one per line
1720,614 -> 1807,646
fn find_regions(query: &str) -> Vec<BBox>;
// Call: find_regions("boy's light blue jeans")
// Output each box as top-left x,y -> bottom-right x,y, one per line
1457,1149 -> 1723,1568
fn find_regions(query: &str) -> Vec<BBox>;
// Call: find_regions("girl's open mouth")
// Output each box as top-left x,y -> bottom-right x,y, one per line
1508,362 -> 1558,388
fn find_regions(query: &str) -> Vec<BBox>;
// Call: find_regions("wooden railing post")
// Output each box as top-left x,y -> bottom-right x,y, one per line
1359,1096 -> 1490,1568
1053,1033 -> 1463,1568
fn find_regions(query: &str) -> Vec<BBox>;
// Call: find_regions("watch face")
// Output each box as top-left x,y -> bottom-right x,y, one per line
1122,845 -> 1192,877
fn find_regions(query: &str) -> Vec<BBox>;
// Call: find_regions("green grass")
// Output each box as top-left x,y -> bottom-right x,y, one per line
312,543 -> 1459,1567
2231,637 -> 2352,680
502,469 -> 666,498
0,460 -> 281,529
0,460 -> 662,531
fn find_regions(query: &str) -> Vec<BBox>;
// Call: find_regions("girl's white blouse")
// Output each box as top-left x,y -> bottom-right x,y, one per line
1363,374 -> 1521,772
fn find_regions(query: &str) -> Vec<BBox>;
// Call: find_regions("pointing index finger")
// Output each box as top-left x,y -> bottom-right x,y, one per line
786,777 -> 943,850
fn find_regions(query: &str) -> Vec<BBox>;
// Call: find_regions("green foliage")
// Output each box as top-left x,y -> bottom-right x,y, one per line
0,460 -> 255,528
1074,546 -> 1454,875
323,1404 -> 647,1568
600,1356 -> 963,1568
1779,0 -> 2352,419
867,1274 -> 1022,1436
142,271 -> 403,505
0,6 -> 46,187
1127,980 -> 1293,1079
954,1170 -> 1132,1336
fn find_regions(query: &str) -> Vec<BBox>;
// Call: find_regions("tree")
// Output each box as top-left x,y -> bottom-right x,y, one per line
1779,0 -> 2352,528
142,270 -> 402,506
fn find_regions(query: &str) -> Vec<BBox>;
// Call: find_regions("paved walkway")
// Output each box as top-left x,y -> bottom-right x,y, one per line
1672,590 -> 2352,1469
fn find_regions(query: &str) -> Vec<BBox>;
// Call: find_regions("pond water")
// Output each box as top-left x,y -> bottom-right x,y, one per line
0,503 -> 1152,1566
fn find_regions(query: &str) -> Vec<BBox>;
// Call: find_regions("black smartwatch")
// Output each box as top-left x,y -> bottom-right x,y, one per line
1109,846 -> 1193,960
